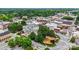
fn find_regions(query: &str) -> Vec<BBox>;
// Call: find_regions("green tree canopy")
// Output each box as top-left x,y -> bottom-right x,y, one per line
8,39 -> 16,48
8,36 -> 32,49
8,23 -> 23,33
35,32 -> 44,43
38,25 -> 50,37
28,32 -> 36,40
21,20 -> 26,26
15,36 -> 32,49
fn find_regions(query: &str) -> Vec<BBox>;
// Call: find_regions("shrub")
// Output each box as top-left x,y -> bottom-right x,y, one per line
8,39 -> 16,48
25,46 -> 33,50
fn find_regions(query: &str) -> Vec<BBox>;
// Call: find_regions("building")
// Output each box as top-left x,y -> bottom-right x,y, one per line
58,24 -> 70,29
60,29 -> 68,35
51,15 -> 60,20
54,28 -> 60,33
57,13 -> 67,17
12,17 -> 22,23
0,21 -> 10,30
46,22 -> 57,30
76,26 -> 79,31
37,20 -> 48,25
0,21 -> 12,41
23,24 -> 39,34
75,39 -> 79,45
72,31 -> 79,38
43,36 -> 56,45
0,30 -> 12,41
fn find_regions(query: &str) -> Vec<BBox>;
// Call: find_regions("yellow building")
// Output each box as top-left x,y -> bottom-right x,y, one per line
43,36 -> 56,45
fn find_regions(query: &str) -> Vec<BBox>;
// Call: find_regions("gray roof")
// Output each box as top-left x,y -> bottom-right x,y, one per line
0,31 -> 10,36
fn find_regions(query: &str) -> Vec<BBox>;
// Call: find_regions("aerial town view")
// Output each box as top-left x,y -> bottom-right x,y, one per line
0,8 -> 79,50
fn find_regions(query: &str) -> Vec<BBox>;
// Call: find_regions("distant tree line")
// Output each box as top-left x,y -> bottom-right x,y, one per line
0,8 -> 69,21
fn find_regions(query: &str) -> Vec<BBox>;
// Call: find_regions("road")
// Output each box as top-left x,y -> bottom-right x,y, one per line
32,33 -> 70,50
0,41 -> 11,50
52,33 -> 70,50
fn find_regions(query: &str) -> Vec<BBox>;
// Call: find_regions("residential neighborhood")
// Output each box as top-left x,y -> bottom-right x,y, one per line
0,8 -> 79,50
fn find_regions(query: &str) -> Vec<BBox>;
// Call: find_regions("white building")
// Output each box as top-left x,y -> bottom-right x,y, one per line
72,31 -> 79,38
46,23 -> 57,30
23,24 -> 39,34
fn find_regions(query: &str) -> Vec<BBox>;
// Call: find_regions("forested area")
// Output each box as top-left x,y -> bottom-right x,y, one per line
0,8 -> 73,21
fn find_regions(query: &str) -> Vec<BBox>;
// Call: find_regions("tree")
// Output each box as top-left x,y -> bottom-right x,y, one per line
38,25 -> 50,37
28,32 -> 36,40
47,30 -> 56,38
21,36 -> 32,49
38,25 -> 57,38
15,36 -> 22,47
17,23 -> 23,31
14,36 -> 32,49
8,23 -> 23,33
35,32 -> 44,43
8,39 -> 16,48
70,37 -> 75,43
21,20 -> 26,26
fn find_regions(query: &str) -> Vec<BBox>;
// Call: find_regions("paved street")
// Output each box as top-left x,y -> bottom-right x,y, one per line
0,41 -> 11,50
50,33 -> 70,50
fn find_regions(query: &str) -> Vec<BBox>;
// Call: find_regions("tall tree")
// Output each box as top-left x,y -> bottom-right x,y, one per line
8,23 -> 23,33
8,39 -> 16,48
28,32 -> 36,40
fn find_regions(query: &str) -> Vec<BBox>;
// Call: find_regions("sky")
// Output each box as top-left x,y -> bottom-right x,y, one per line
0,0 -> 79,8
